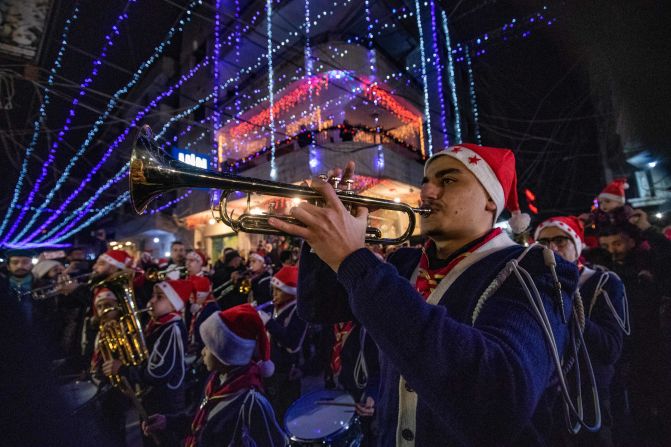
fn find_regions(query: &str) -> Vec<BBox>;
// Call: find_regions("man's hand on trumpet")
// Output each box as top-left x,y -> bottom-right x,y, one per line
268,161 -> 367,272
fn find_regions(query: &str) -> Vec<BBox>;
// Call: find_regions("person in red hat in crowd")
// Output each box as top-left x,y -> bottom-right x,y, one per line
535,216 -> 628,446
52,249 -> 135,370
580,178 -> 638,242
256,264 -> 308,423
248,252 -> 273,306
271,143 -> 584,446
103,279 -> 189,447
186,275 -> 219,355
141,304 -> 287,446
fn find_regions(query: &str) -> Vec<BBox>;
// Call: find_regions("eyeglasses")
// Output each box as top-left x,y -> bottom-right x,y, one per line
536,236 -> 572,248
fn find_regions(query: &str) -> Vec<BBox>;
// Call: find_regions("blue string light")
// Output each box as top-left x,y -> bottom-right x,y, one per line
0,5 -> 79,242
428,0 -> 448,148
4,1 -> 138,244
441,9 -> 461,144
464,45 -> 481,144
17,2 -> 205,244
37,165 -> 130,242
414,0 -> 433,157
267,0 -> 277,179
48,192 -> 131,243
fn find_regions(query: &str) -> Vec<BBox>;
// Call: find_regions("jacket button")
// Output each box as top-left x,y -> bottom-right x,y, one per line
404,382 -> 414,393
402,428 -> 414,441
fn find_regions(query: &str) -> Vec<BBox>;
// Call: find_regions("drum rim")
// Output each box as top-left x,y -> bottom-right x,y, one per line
284,389 -> 358,442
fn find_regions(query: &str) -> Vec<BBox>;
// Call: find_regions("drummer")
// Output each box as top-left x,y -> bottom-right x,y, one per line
142,304 -> 287,446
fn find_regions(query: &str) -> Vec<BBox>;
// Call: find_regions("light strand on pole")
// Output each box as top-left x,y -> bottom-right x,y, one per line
0,5 -> 79,241
441,9 -> 461,144
19,0 -> 206,242
429,0 -> 448,147
266,0 -> 277,179
414,0 -> 433,157
465,45 -> 481,144
3,1 -> 137,244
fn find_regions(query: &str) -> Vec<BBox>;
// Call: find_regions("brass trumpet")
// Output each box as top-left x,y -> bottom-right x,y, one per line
130,126 -> 430,245
144,266 -> 186,282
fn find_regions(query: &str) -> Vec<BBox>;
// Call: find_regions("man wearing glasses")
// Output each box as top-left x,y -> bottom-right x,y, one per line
535,216 -> 628,446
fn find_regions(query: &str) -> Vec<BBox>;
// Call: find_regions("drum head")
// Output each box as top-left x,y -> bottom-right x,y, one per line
284,389 -> 356,441
59,381 -> 97,410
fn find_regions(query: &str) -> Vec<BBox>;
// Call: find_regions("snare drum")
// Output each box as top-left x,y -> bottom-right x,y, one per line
59,380 -> 98,413
284,389 -> 363,447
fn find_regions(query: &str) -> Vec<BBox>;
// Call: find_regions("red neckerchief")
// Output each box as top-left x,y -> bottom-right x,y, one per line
145,311 -> 182,336
415,228 -> 502,300
184,364 -> 263,447
330,321 -> 355,377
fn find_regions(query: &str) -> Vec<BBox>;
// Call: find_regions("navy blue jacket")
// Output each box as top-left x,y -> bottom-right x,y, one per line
125,318 -> 187,414
266,301 -> 307,374
298,242 -> 578,447
580,267 -> 626,399
166,384 -> 288,446
186,301 -> 219,354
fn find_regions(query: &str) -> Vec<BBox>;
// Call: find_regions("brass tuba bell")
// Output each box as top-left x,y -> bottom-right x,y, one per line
93,271 -> 149,386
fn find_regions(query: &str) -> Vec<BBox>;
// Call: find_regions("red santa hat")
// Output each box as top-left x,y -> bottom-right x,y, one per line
99,250 -> 133,270
249,252 -> 265,264
155,280 -> 192,312
534,216 -> 585,255
92,287 -> 118,316
189,275 -> 212,303
425,144 -> 531,233
187,250 -> 207,265
271,265 -> 298,296
598,178 -> 629,205
199,304 -> 275,377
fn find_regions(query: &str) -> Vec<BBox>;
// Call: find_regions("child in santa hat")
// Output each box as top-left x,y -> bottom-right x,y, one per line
535,215 -> 628,444
142,304 -> 287,447
186,275 -> 219,355
103,279 -> 190,447
257,264 -> 308,423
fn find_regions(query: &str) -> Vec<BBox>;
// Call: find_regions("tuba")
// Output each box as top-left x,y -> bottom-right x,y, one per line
93,271 -> 149,386
130,126 -> 430,245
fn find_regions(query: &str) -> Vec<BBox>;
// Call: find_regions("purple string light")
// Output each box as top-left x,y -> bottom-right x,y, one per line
148,190 -> 193,215
22,58 -> 210,244
2,1 -> 137,244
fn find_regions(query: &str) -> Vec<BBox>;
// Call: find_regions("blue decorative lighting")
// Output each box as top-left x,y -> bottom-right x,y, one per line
441,9 -> 461,143
464,45 -> 481,144
414,0 -> 433,156
267,0 -> 277,179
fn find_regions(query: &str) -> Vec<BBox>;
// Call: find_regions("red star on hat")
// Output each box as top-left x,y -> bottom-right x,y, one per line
451,147 -> 462,153
468,156 -> 481,165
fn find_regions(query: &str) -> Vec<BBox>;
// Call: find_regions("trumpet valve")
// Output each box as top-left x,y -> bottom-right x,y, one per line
330,176 -> 341,190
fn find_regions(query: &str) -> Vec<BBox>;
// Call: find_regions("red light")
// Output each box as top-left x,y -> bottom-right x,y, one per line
524,188 -> 536,202
528,203 -> 539,214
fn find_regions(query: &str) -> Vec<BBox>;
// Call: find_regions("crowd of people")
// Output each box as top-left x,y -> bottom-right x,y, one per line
1,144 -> 670,447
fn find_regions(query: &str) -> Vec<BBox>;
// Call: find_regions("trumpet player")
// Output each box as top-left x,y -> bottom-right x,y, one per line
273,145 -> 583,446
103,279 -> 189,447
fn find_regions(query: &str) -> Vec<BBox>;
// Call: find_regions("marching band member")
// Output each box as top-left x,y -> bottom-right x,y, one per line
186,275 -> 219,355
257,265 -> 308,422
248,252 -> 272,306
89,287 -> 128,447
166,241 -> 187,280
142,304 -> 287,447
270,144 -> 580,446
535,216 -> 627,446
103,280 -> 189,447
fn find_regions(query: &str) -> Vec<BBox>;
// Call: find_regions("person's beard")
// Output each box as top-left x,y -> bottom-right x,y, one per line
11,269 -> 30,278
